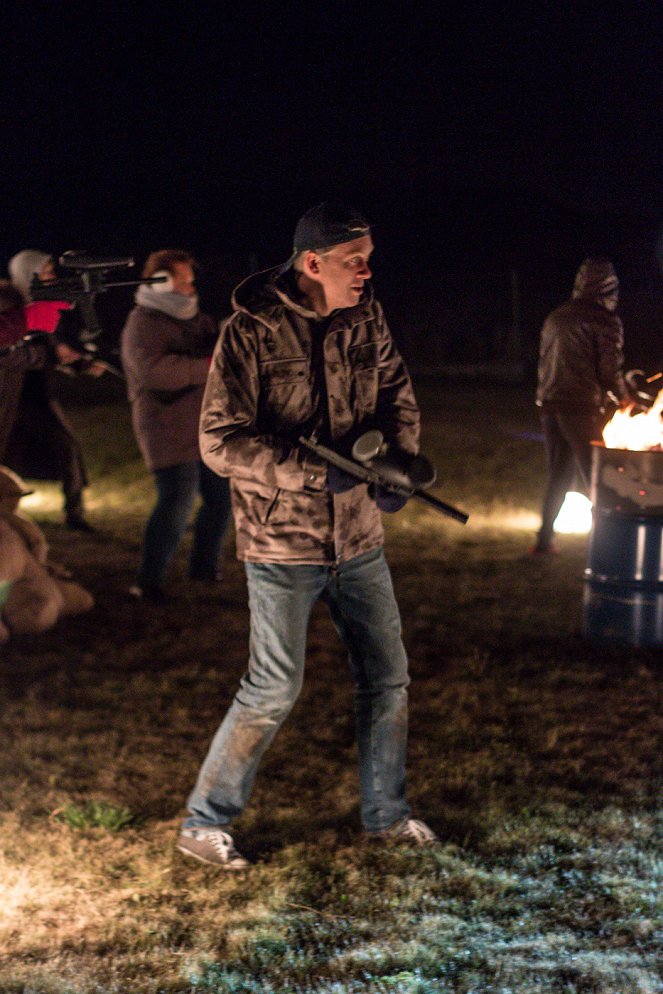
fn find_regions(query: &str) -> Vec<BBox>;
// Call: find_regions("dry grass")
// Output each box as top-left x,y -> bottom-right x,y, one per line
0,381 -> 661,993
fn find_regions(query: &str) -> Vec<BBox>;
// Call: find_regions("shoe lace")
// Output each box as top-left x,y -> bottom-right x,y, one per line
207,830 -> 235,857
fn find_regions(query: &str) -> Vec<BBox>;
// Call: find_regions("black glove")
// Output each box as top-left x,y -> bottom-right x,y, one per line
326,463 -> 361,494
371,484 -> 409,513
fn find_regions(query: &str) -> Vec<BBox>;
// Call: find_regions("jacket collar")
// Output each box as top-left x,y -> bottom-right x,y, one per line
231,265 -> 374,333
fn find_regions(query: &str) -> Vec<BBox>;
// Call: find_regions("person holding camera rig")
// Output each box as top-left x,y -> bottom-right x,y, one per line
4,251 -> 98,531
120,249 -> 232,603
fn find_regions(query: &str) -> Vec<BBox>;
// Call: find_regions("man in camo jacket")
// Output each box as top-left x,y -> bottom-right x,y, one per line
178,203 -> 439,868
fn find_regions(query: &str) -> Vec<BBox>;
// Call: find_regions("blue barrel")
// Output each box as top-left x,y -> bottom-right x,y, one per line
583,444 -> 663,646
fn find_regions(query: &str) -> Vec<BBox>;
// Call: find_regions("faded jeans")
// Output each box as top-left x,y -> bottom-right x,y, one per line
138,461 -> 231,589
184,546 -> 411,833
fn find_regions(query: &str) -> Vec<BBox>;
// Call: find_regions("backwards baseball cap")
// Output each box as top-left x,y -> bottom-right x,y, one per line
278,202 -> 371,273
293,202 -> 371,253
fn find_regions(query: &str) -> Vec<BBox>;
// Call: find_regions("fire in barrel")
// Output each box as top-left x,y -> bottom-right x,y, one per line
584,388 -> 663,645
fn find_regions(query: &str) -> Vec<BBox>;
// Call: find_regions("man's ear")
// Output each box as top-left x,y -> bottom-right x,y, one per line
303,251 -> 321,276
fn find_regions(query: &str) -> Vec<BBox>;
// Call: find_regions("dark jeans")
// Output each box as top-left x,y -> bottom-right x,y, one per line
56,428 -> 88,518
137,461 -> 232,589
537,405 -> 601,548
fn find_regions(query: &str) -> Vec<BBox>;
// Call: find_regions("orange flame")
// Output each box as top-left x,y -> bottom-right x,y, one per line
602,389 -> 663,450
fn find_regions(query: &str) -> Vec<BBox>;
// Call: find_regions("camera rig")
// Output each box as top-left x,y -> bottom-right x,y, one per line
28,252 -> 167,375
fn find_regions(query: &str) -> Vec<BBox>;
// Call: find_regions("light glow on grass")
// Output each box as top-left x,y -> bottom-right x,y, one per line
0,864 -> 32,924
553,491 -> 592,534
19,483 -> 61,513
405,506 -> 541,530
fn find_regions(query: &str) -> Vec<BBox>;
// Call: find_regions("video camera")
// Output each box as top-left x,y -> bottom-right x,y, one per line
28,252 -> 167,375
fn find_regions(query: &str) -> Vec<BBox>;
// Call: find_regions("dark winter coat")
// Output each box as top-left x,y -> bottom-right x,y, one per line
0,306 -> 30,459
536,297 -> 628,410
199,267 -> 420,565
1,305 -> 85,486
120,305 -> 219,471
2,369 -> 88,486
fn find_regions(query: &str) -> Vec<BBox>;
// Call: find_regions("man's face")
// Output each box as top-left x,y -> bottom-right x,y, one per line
39,260 -> 56,283
170,261 -> 196,296
313,235 -> 373,312
603,291 -> 619,312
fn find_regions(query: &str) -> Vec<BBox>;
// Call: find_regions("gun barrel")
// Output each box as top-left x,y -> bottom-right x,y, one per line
101,276 -> 168,288
412,488 -> 469,524
59,252 -> 134,271
298,436 -> 469,525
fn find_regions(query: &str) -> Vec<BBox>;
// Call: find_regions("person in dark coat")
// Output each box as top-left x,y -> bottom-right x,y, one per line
120,249 -> 232,602
1,281 -> 32,460
533,258 -> 630,553
5,250 -> 96,531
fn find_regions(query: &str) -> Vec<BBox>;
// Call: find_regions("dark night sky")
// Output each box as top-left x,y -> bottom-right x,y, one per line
3,2 -> 663,360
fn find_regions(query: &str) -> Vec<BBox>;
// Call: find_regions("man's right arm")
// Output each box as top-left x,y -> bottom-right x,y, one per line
121,310 -> 210,393
199,318 -> 326,491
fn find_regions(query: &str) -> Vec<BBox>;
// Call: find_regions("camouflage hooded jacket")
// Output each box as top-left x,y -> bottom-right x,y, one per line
200,267 -> 420,564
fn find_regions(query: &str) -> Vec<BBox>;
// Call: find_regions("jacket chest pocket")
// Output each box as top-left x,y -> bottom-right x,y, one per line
260,356 -> 309,387
347,342 -> 379,412
258,356 -> 312,423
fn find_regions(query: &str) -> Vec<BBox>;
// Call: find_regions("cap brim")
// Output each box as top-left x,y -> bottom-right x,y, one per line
274,251 -> 297,276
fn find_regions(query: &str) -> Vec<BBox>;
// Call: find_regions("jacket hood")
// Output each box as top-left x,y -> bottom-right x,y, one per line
8,250 -> 52,302
230,265 -> 374,329
572,258 -> 619,302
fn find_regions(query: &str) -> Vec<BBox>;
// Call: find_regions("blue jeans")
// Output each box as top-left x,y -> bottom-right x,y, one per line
184,547 -> 411,833
137,461 -> 232,589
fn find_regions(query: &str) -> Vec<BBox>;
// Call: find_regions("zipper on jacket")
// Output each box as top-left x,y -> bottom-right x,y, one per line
263,488 -> 281,524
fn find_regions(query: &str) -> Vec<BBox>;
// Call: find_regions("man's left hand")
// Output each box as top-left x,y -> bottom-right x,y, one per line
326,464 -> 361,494
372,485 -> 408,513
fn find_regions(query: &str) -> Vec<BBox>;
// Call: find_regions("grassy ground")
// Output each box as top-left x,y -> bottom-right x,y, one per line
0,380 -> 661,994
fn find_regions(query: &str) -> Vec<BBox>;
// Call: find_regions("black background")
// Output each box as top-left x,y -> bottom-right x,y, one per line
3,2 -> 663,369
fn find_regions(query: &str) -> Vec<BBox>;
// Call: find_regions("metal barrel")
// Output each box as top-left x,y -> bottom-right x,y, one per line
583,443 -> 663,645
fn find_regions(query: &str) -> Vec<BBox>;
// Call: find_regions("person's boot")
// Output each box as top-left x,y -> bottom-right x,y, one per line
65,512 -> 96,533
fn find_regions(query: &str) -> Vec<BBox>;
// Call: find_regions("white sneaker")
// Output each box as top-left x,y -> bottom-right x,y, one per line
374,817 -> 439,846
177,828 -> 250,869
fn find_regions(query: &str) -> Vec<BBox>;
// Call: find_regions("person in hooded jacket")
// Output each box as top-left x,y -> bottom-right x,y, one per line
177,203 -> 438,871
120,249 -> 232,602
533,257 -> 630,554
5,250 -> 95,531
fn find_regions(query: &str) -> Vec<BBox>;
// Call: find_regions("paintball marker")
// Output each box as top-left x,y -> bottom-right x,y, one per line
29,252 -> 168,376
299,430 -> 469,524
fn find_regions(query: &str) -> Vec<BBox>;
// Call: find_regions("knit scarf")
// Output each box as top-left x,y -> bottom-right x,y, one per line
134,284 -> 199,320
